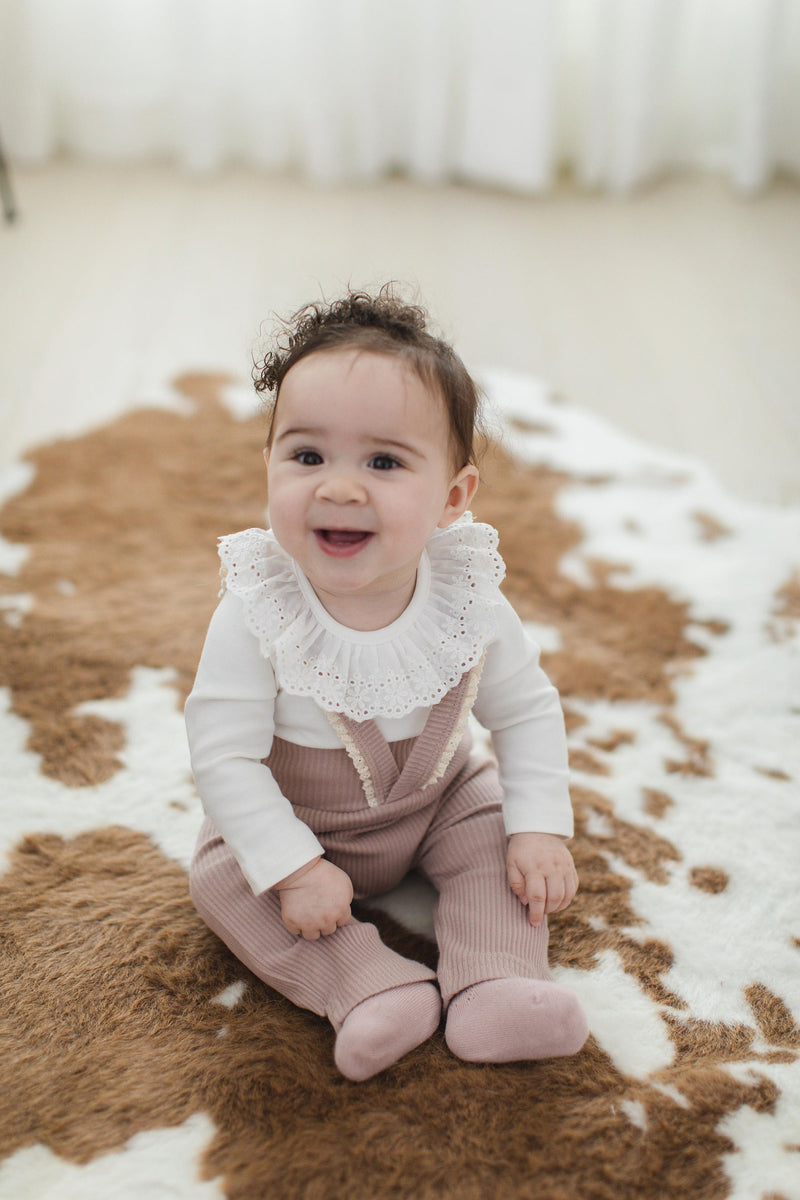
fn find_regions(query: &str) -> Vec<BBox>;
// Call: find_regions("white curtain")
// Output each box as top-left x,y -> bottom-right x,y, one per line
1,0 -> 798,194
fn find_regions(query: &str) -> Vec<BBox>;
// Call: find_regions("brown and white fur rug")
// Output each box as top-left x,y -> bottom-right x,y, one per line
1,370 -> 798,1200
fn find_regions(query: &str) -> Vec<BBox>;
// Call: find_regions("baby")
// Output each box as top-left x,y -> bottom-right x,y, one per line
185,287 -> 588,1081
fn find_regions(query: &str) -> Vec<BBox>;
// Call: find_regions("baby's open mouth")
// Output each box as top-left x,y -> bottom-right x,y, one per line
319,529 -> 371,545
315,529 -> 373,555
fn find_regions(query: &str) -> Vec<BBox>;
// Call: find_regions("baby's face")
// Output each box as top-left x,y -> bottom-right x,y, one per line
265,347 -> 477,628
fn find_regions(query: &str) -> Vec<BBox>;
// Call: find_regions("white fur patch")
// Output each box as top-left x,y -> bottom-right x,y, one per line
0,1114 -> 224,1199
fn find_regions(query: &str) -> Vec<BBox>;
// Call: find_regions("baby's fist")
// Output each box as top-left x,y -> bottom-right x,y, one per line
507,832 -> 579,927
274,857 -> 353,940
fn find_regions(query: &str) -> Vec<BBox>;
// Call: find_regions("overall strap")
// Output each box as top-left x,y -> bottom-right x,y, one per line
327,653 -> 485,807
325,711 -> 401,809
386,653 -> 485,801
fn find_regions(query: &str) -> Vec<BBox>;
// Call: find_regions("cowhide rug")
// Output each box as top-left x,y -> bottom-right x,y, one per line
1,370 -> 798,1200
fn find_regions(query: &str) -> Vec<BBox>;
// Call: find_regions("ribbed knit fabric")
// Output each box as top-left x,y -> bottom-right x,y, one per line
190,673 -> 566,1044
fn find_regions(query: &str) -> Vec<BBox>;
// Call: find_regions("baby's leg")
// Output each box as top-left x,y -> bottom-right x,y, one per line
190,819 -> 439,1080
416,761 -> 588,1062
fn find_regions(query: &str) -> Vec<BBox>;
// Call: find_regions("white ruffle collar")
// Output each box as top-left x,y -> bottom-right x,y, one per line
217,513 -> 506,721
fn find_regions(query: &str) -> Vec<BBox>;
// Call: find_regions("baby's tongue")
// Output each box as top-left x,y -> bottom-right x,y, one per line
325,530 -> 367,546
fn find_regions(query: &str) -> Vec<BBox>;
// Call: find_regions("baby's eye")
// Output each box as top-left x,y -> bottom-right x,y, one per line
368,454 -> 402,471
292,450 -> 323,466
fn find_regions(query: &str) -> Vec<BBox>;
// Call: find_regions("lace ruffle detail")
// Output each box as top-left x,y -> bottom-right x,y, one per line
218,514 -> 505,721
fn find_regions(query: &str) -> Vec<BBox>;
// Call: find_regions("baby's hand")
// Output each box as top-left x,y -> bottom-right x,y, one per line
506,832 -> 579,927
274,857 -> 354,940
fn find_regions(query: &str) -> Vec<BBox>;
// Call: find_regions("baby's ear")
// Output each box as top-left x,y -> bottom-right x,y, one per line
438,465 -> 479,528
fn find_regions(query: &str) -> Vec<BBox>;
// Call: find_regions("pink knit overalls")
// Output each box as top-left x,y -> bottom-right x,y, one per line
190,664 -> 552,1030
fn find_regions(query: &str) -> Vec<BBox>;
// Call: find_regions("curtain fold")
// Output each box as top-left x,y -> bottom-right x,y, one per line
1,0 -> 798,194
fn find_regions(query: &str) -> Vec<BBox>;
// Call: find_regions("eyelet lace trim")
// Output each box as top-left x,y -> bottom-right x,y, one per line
217,513 -> 506,721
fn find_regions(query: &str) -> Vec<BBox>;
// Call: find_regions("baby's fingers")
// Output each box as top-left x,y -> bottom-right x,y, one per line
508,862 -> 544,921
523,873 -> 548,927
546,868 -> 580,915
507,859 -> 527,901
543,874 -> 566,916
282,915 -> 321,940
320,908 -> 353,937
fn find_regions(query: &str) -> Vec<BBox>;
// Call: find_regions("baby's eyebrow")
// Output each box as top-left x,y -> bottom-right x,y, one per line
273,425 -> 323,443
371,437 -> 426,459
274,427 -> 426,459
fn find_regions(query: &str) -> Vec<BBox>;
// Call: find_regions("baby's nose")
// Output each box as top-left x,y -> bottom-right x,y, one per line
316,470 -> 368,504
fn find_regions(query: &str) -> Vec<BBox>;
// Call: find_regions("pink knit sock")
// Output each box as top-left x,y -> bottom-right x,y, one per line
445,978 -> 588,1063
334,982 -> 442,1082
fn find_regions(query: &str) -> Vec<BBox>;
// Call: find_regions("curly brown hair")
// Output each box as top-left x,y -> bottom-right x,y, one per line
253,285 -> 483,469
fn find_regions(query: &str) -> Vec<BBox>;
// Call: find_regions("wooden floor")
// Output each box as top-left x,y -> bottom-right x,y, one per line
1,162 -> 799,503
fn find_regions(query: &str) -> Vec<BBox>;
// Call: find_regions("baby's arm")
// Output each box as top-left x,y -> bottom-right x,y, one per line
472,597 -> 578,924
273,857 -> 354,940
506,832 -> 578,927
186,591 -> 337,899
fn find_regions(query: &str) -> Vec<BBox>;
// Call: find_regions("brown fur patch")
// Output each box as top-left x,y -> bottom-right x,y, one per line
689,867 -> 730,894
768,570 -> 800,642
569,747 -> 611,775
696,616 -> 731,637
660,713 -> 715,777
745,984 -> 800,1050
563,706 -> 588,734
642,789 -> 675,819
692,511 -> 732,542
506,415 -> 556,436
588,730 -> 636,753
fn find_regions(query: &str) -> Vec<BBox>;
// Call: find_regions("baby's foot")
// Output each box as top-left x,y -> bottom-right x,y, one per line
445,978 -> 588,1063
334,981 -> 441,1082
